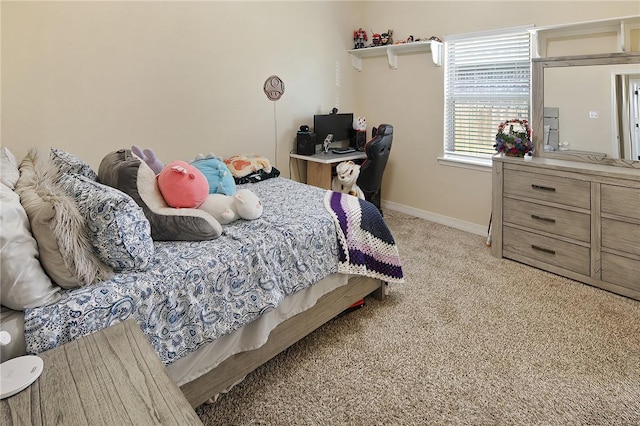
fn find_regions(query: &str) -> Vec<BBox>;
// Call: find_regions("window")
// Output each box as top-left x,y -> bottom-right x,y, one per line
443,26 -> 532,167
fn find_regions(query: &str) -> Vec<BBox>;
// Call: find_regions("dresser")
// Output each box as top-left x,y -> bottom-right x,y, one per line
492,155 -> 640,300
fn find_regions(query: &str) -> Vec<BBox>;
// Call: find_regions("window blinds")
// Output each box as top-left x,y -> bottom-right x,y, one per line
444,27 -> 532,159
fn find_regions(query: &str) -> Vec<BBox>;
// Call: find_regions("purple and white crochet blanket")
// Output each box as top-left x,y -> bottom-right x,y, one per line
324,191 -> 404,283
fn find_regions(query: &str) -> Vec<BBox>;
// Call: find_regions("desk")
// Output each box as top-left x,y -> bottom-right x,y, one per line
0,319 -> 202,425
290,151 -> 367,189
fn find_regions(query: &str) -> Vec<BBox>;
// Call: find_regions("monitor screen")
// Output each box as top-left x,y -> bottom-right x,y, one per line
313,113 -> 355,145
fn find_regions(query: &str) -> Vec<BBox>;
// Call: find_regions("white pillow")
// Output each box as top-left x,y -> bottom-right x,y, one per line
1,146 -> 20,189
0,184 -> 61,310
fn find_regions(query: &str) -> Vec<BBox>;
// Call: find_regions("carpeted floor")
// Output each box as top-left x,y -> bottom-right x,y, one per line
196,209 -> 640,425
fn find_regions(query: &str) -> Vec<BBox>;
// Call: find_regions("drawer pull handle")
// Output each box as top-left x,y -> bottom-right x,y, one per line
531,214 -> 556,224
531,245 -> 556,255
531,184 -> 556,192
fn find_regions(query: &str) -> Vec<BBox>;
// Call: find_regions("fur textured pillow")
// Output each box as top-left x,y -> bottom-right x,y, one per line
99,149 -> 222,241
15,149 -> 112,288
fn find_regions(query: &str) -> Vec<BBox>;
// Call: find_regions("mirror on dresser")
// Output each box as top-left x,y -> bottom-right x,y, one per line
532,52 -> 640,169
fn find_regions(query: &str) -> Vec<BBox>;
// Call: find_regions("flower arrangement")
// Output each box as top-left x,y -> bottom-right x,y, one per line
494,119 -> 532,157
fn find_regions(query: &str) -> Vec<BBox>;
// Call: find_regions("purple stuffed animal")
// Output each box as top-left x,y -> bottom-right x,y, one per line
132,145 -> 164,175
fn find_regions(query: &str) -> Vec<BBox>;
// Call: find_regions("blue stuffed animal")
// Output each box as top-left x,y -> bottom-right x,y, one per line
191,153 -> 236,196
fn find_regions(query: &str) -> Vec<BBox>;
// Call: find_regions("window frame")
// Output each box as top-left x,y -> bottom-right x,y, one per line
440,25 -> 533,169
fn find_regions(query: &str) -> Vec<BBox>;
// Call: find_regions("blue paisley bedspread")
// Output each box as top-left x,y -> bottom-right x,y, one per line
23,178 -> 341,365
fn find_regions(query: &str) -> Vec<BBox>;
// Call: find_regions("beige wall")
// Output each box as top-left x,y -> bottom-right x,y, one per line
2,1 -> 639,231
1,1 -> 361,171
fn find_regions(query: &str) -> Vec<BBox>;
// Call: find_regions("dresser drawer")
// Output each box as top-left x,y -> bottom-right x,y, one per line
503,169 -> 590,209
503,226 -> 590,276
602,253 -> 640,291
602,218 -> 640,257
503,198 -> 590,242
601,184 -> 640,220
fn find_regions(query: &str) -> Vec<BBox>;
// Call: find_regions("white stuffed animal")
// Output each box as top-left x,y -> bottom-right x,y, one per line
199,188 -> 263,225
353,116 -> 366,132
332,161 -> 364,199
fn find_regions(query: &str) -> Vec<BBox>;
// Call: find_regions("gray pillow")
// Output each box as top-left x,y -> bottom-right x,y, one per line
50,147 -> 98,181
15,149 -> 112,288
98,149 -> 222,241
58,173 -> 155,272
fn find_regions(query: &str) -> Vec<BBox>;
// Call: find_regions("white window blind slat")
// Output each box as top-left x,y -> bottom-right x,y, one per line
444,27 -> 531,161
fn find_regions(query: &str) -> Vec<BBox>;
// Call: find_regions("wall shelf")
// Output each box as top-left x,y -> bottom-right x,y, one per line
529,15 -> 640,58
347,40 -> 443,71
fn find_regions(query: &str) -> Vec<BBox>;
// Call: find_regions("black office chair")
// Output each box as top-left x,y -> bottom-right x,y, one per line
357,124 -> 393,214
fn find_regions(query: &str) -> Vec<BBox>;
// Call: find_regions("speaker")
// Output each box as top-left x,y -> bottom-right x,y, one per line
354,130 -> 367,151
296,132 -> 316,155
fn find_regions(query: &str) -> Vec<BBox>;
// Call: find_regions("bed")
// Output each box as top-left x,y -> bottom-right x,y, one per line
0,146 -> 403,407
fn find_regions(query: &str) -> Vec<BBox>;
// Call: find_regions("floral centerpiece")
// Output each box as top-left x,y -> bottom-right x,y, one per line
494,119 -> 532,157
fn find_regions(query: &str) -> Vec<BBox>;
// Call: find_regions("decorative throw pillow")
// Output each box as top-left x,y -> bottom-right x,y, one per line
15,149 -> 112,289
1,146 -> 20,189
58,173 -> 154,272
0,184 -> 61,310
98,149 -> 223,241
224,154 -> 273,178
50,147 -> 98,181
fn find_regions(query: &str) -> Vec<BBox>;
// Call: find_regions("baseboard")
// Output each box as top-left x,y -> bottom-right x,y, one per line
381,200 -> 487,237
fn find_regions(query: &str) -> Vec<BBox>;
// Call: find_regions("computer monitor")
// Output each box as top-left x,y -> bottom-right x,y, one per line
313,113 -> 355,147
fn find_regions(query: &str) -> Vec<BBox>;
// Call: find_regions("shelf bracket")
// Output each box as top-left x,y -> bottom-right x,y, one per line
386,49 -> 398,70
350,54 -> 363,72
431,41 -> 443,67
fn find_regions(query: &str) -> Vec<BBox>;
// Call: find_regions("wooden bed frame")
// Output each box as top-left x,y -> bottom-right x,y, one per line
180,275 -> 385,407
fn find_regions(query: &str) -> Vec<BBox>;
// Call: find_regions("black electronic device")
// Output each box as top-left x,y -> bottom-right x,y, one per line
313,113 -> 355,149
355,130 -> 367,151
331,147 -> 356,154
296,131 -> 316,155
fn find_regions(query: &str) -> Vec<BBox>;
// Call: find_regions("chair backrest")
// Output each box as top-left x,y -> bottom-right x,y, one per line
357,124 -> 393,193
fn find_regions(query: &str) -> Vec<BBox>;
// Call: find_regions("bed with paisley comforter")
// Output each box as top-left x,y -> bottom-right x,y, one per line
1,146 -> 403,407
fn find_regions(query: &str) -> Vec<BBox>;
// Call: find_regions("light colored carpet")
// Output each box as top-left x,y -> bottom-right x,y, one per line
196,210 -> 640,425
